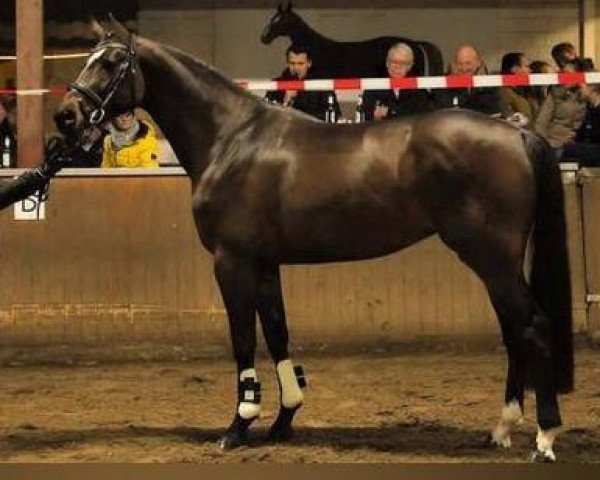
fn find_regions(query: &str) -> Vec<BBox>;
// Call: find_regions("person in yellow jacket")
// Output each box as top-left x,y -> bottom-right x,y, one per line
101,110 -> 159,168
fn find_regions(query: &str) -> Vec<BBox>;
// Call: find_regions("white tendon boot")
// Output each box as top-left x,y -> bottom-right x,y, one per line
491,400 -> 524,448
532,427 -> 560,462
276,359 -> 304,409
237,368 -> 261,420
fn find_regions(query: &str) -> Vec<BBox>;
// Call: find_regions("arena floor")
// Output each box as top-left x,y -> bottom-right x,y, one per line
1,349 -> 599,463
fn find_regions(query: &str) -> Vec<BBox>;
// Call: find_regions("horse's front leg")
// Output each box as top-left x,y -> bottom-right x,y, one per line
214,248 -> 261,450
256,263 -> 306,442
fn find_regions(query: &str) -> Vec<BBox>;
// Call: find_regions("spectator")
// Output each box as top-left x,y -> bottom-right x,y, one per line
529,60 -> 555,118
551,42 -> 577,70
550,42 -> 594,74
500,52 -> 534,124
560,83 -> 600,166
0,60 -> 16,91
101,109 -> 159,168
434,44 -> 505,115
361,42 -> 430,121
0,94 -> 16,144
534,60 -> 590,159
265,43 -> 341,121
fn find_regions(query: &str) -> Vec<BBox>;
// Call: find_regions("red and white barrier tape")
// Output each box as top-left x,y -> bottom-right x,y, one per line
2,72 -> 600,96
238,72 -> 600,91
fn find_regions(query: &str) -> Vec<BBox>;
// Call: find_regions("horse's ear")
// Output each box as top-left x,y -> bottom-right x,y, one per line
277,2 -> 283,12
284,1 -> 293,12
107,12 -> 130,39
90,16 -> 105,39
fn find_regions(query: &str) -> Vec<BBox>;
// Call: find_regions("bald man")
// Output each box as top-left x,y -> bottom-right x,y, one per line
434,44 -> 505,115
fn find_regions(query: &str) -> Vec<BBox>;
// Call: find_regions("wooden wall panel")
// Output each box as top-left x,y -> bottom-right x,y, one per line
0,170 -> 586,353
581,169 -> 600,340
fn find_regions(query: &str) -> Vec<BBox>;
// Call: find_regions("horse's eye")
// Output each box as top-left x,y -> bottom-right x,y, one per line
100,58 -> 115,70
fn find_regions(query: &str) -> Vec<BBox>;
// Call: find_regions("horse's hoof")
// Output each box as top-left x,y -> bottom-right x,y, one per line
531,449 -> 556,463
266,425 -> 294,443
485,433 -> 511,449
217,431 -> 247,451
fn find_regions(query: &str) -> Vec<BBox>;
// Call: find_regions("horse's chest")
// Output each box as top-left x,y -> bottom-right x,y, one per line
192,166 -> 265,251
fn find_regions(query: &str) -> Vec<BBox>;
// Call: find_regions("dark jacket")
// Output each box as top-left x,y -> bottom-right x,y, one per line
575,103 -> 600,143
434,87 -> 504,115
362,88 -> 430,121
265,68 -> 341,121
69,138 -> 104,168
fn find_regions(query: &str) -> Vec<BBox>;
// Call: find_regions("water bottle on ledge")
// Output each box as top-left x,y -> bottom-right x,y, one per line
355,94 -> 365,123
325,94 -> 336,123
1,133 -> 13,168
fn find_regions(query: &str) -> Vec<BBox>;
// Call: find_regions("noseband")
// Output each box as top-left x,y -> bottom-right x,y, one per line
69,36 -> 138,125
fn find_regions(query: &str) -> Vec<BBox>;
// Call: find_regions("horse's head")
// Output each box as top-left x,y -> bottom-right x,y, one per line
54,15 -> 145,141
260,1 -> 296,44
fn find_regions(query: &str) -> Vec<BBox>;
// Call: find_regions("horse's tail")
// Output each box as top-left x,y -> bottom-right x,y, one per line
522,129 -> 574,394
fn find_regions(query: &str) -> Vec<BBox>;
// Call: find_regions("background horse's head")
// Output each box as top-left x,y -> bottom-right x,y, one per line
260,1 -> 297,44
54,15 -> 145,141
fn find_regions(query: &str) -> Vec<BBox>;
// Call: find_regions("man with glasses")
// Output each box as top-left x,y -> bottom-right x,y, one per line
362,43 -> 430,121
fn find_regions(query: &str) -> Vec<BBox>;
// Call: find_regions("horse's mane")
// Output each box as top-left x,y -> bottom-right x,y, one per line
149,39 -> 259,103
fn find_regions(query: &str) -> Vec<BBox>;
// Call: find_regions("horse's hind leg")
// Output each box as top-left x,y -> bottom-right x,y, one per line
256,263 -> 305,442
482,271 -> 563,461
444,233 -> 562,461
485,274 -> 529,449
213,249 -> 262,450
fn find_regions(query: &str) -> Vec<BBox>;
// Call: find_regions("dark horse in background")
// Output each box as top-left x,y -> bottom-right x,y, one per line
261,2 -> 444,77
53,16 -> 572,462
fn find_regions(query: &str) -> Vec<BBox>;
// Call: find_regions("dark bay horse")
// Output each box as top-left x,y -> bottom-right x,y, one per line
54,16 -> 572,461
261,2 -> 444,77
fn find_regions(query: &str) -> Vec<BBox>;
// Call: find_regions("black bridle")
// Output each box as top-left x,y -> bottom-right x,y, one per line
69,34 -> 138,125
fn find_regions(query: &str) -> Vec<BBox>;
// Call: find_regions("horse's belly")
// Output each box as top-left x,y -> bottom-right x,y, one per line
280,201 -> 434,263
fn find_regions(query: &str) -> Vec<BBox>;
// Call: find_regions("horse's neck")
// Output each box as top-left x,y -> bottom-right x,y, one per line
136,39 -> 259,180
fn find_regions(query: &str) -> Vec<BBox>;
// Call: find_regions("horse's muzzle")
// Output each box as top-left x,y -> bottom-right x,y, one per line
54,108 -> 77,133
54,91 -> 89,137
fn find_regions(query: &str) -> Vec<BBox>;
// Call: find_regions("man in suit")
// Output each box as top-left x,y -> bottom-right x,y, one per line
265,43 -> 341,121
362,42 -> 430,121
434,44 -> 504,116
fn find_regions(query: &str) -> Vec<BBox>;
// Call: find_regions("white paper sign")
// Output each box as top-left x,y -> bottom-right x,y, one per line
14,191 -> 46,221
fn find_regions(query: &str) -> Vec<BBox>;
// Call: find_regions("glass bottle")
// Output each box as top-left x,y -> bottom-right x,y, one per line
325,94 -> 337,123
355,94 -> 365,123
1,134 -> 13,168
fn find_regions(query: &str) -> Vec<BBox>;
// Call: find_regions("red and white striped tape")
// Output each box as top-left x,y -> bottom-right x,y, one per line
2,72 -> 600,96
238,72 -> 600,91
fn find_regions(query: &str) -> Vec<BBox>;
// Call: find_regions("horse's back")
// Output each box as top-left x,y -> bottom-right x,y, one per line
196,108 -> 535,264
